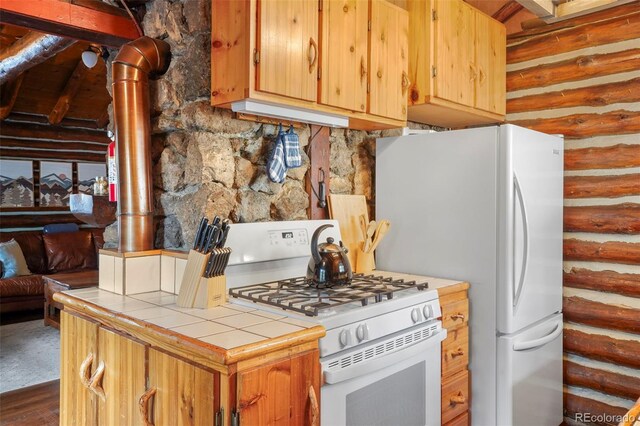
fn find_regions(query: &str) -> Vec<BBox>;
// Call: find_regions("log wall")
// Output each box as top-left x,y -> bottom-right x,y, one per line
0,113 -> 109,230
507,3 -> 640,423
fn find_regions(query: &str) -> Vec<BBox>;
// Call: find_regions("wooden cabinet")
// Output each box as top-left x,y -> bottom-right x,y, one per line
59,309 -> 321,426
211,0 -> 408,130
438,284 -> 471,426
407,0 -> 505,128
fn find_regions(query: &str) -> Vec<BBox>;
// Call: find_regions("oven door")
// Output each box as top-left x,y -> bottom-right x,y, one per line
321,324 -> 446,426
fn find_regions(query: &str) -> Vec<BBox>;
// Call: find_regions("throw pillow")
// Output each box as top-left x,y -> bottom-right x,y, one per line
0,239 -> 32,278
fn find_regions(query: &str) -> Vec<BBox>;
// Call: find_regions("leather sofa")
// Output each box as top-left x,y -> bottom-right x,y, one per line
0,229 -> 104,314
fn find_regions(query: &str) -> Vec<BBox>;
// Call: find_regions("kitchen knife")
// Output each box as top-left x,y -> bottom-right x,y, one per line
193,217 -> 208,250
202,224 -> 216,253
212,215 -> 221,227
206,225 -> 221,253
204,251 -> 216,278
217,220 -> 231,248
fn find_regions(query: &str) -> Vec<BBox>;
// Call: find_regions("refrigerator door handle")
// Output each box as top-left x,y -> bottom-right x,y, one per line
513,322 -> 563,351
513,173 -> 529,309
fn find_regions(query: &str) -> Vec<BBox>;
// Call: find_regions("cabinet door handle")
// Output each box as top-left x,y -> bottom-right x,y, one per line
450,393 -> 467,405
450,313 -> 465,321
139,387 -> 157,426
451,348 -> 465,358
308,38 -> 318,73
79,352 -> 94,389
360,57 -> 367,82
308,385 -> 319,426
401,72 -> 410,93
88,360 -> 106,401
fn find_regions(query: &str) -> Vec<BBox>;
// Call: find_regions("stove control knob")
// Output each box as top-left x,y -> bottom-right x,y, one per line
356,323 -> 369,342
411,307 -> 423,323
339,329 -> 353,347
423,304 -> 434,319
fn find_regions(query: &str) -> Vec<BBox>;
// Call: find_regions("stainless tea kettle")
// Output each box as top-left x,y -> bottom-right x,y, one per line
307,224 -> 352,287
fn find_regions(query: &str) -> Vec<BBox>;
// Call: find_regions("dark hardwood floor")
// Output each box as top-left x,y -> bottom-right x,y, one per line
0,380 -> 59,426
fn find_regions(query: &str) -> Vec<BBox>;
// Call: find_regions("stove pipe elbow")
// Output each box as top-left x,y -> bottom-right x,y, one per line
112,37 -> 170,252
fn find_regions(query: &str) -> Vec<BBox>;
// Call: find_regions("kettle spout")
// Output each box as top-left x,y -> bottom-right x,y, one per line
310,224 -> 333,264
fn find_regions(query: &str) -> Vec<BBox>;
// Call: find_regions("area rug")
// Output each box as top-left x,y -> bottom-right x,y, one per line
0,320 -> 60,393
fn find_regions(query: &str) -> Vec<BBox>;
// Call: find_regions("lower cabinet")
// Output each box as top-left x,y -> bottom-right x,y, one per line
438,285 -> 471,426
60,311 -> 321,426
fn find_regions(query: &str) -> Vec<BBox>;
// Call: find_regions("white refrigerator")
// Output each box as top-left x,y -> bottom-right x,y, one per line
375,124 -> 564,426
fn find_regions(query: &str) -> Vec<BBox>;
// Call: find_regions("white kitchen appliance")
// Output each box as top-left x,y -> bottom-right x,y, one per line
223,220 -> 448,426
376,124 -> 564,426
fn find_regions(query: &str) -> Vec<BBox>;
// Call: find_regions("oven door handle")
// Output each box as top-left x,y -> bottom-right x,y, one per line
323,330 -> 447,385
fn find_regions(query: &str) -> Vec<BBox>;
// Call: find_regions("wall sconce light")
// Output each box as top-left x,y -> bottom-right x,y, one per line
81,46 -> 101,69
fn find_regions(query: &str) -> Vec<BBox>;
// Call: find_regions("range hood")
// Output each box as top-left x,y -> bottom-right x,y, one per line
231,99 -> 349,128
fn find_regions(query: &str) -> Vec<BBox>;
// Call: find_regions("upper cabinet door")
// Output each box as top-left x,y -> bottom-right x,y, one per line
256,0 -> 319,102
369,0 -> 409,121
474,13 -> 506,115
433,0 -> 475,108
320,0 -> 368,112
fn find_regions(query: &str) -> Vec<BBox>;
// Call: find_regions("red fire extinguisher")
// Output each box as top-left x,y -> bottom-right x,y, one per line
108,139 -> 117,202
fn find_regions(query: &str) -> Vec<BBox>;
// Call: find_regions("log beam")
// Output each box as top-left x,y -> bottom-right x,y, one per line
565,174 -> 640,199
508,11 -> 640,63
506,48 -> 640,91
564,391 -> 631,425
564,296 -> 640,333
564,204 -> 640,234
564,268 -> 640,298
512,110 -> 640,139
0,31 -> 75,84
0,137 -> 109,153
565,144 -> 640,171
564,239 -> 640,265
0,72 -> 24,120
507,77 -> 640,114
0,121 -> 110,144
0,0 -> 140,47
564,360 -> 640,400
493,1 -> 524,23
48,59 -> 89,125
0,148 -> 105,162
564,328 -> 640,368
306,125 -> 330,220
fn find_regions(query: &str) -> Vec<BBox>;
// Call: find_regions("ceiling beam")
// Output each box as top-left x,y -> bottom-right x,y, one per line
0,31 -> 75,84
492,0 -> 525,23
0,72 -> 24,120
0,0 -> 140,47
48,59 -> 90,125
516,0 -> 555,17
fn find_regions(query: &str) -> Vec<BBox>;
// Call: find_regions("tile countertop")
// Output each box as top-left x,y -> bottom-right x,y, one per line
59,288 -> 323,364
374,270 -> 469,296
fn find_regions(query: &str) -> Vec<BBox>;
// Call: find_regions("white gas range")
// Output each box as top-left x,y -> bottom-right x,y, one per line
224,220 -> 447,426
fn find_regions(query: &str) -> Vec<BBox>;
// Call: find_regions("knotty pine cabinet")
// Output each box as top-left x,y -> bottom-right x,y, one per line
60,311 -> 321,426
407,0 -> 506,128
438,284 -> 471,425
211,0 -> 408,130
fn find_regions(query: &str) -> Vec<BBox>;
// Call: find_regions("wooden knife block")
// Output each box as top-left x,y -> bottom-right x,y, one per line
176,250 -> 209,308
193,275 -> 226,308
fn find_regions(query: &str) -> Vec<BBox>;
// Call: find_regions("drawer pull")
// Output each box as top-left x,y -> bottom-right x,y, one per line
88,361 -> 106,401
450,314 -> 465,321
308,385 -> 319,426
450,393 -> 467,406
451,349 -> 465,358
79,352 -> 94,389
139,387 -> 157,426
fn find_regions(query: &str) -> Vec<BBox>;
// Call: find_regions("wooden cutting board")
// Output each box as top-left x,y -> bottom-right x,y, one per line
327,194 -> 369,268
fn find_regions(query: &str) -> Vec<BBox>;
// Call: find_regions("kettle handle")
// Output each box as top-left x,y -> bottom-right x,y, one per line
310,224 -> 333,264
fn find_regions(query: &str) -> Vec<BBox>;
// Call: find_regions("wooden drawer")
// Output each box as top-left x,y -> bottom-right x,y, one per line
442,370 -> 470,424
442,298 -> 469,330
444,410 -> 469,426
442,326 -> 468,378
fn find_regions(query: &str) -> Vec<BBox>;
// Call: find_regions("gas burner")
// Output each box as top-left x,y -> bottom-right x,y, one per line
229,273 -> 429,316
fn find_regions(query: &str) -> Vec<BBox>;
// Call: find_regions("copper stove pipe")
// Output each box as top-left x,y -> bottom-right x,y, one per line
112,37 -> 170,252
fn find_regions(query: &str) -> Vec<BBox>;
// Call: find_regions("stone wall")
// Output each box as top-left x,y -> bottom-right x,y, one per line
104,0 -> 435,249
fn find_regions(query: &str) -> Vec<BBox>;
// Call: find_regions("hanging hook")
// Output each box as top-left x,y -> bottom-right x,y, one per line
317,167 -> 327,208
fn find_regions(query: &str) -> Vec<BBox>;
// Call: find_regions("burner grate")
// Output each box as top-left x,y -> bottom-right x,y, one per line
229,274 -> 429,316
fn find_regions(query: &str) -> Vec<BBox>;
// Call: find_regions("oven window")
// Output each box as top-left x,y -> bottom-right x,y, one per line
346,362 -> 426,426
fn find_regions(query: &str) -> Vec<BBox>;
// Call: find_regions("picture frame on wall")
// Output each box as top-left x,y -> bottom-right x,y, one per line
40,161 -> 73,207
0,159 -> 34,207
78,163 -> 107,195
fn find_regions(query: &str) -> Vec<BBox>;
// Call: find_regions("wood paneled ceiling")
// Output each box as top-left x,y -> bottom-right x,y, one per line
0,23 -> 110,128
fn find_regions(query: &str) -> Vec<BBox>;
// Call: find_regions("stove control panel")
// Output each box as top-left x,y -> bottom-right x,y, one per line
322,299 -> 442,356
268,229 -> 308,247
